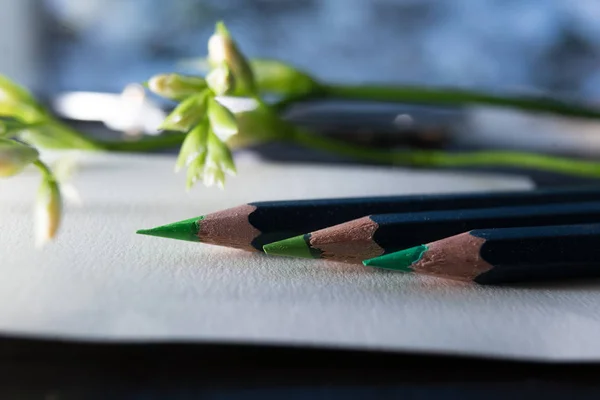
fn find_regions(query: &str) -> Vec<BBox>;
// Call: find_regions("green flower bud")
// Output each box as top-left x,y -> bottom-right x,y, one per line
207,129 -> 236,176
160,92 -> 208,132
203,163 -> 226,189
180,57 -> 321,97
206,65 -> 235,96
207,97 -> 237,142
185,151 -> 207,191
183,128 -> 236,190
249,58 -> 321,97
35,173 -> 62,247
175,120 -> 208,172
148,74 -> 207,101
186,128 -> 236,190
208,21 -> 255,96
0,138 -> 39,177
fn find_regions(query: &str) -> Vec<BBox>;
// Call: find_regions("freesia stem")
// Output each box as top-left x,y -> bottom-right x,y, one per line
94,132 -> 187,152
33,159 -> 53,178
45,87 -> 600,178
290,128 -> 600,178
88,116 -> 600,178
321,84 -> 600,120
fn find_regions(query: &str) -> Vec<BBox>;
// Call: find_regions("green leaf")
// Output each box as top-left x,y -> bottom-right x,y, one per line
160,92 -> 208,132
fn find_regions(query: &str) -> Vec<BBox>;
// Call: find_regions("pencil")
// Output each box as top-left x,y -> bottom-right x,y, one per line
263,201 -> 600,263
137,186 -> 600,251
362,223 -> 600,284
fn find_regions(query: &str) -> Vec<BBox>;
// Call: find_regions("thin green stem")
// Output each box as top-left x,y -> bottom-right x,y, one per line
98,132 -> 187,152
322,84 -> 600,120
289,128 -> 600,178
33,159 -> 53,179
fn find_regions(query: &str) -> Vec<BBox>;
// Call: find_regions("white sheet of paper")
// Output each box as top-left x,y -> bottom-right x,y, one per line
3,151 -> 595,362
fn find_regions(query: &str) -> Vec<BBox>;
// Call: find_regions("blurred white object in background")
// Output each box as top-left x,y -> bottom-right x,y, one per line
53,90 -> 257,137
53,86 -> 166,136
460,106 -> 600,156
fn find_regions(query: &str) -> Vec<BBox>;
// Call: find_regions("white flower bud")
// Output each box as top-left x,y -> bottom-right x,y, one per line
206,66 -> 235,96
0,138 -> 39,177
207,22 -> 255,96
35,175 -> 62,247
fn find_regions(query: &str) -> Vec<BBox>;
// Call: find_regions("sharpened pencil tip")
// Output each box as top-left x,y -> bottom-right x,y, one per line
363,244 -> 428,272
263,234 -> 316,258
136,216 -> 203,242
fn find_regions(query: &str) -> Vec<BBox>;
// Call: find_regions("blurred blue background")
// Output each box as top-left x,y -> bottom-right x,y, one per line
3,0 -> 600,100
3,0 -> 600,163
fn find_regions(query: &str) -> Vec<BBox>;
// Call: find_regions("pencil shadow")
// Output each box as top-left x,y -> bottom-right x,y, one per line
206,250 -> 479,292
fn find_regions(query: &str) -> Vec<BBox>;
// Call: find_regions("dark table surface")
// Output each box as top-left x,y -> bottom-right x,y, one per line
4,335 -> 600,399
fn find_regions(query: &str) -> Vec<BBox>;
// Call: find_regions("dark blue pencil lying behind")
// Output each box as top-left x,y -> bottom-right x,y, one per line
263,201 -> 600,263
364,223 -> 600,285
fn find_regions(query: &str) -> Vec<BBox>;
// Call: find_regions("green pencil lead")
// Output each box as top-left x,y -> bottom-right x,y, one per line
136,216 -> 203,242
363,245 -> 428,272
263,234 -> 315,259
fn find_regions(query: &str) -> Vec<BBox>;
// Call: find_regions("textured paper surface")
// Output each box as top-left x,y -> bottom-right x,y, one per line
4,152 -> 596,361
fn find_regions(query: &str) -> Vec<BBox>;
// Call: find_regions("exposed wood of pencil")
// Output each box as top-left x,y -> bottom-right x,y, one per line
138,186 -> 600,252
263,201 -> 600,263
364,223 -> 600,285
